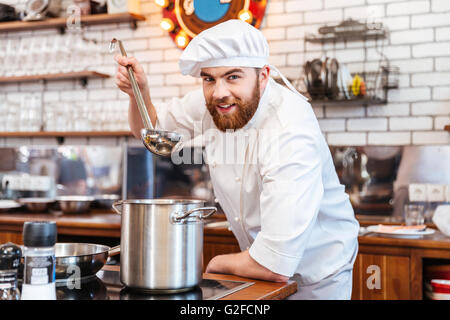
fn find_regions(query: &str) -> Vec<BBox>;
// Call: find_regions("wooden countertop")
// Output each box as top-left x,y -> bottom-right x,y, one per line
101,265 -> 297,300
0,209 -> 121,238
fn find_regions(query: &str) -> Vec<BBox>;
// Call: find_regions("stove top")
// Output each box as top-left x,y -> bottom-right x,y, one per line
52,269 -> 254,300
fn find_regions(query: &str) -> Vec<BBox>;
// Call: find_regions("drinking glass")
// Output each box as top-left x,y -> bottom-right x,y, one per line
404,204 -> 425,226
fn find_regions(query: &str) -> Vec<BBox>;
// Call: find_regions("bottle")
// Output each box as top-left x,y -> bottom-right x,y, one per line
21,221 -> 57,300
0,242 -> 22,300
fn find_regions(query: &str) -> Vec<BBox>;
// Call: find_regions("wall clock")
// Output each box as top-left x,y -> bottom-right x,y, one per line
155,0 -> 267,49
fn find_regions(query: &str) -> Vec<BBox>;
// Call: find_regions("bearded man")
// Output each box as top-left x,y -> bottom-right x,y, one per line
114,19 -> 359,300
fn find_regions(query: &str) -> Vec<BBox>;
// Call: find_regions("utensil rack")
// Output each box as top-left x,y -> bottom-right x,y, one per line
304,19 -> 398,106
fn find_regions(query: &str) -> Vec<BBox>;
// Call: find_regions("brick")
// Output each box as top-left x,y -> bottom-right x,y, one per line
266,1 -> 284,14
165,74 -> 197,85
287,53 -> 304,66
412,73 -> 450,87
285,0 -> 322,12
390,58 -> 433,73
269,54 -> 287,66
412,12 -> 450,28
347,118 -> 388,131
412,102 -> 450,115
390,29 -> 434,45
412,131 -> 450,144
335,48 -> 365,63
133,50 -> 164,63
367,45 -> 411,61
327,132 -> 366,146
263,28 -> 286,41
148,61 -> 180,74
368,132 -> 411,145
31,137 -> 58,146
389,116 -> 433,130
431,0 -> 450,12
325,106 -> 365,118
436,27 -> 450,42
266,13 -> 303,27
379,16 -> 410,31
413,42 -> 450,57
325,0 -> 365,9
433,87 -> 450,100
387,1 -> 430,16
344,5 -> 384,21
318,119 -> 346,132
269,40 -> 303,54
304,9 -> 343,24
367,103 -> 410,117
388,87 -> 431,102
150,85 -> 180,99
60,90 -> 88,101
148,37 -> 176,50
435,116 -> 450,129
164,48 -> 182,61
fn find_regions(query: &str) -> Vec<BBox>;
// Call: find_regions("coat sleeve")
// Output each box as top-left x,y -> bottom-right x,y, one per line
153,88 -> 206,141
248,124 -> 324,277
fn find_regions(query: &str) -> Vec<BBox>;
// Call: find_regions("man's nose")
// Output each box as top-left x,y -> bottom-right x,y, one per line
212,81 -> 231,101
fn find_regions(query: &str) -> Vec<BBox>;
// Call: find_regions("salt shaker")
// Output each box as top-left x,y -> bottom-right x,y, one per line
21,221 -> 57,300
0,242 -> 22,300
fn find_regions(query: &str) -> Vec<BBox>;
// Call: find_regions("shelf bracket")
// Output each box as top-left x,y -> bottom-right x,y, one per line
79,77 -> 88,88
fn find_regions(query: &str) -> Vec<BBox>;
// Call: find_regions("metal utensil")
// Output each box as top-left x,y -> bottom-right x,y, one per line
54,243 -> 120,282
18,198 -> 55,212
56,196 -> 95,214
110,38 -> 183,157
112,199 -> 217,292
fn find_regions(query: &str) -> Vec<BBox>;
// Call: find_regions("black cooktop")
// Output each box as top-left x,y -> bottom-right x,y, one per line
51,269 -> 254,300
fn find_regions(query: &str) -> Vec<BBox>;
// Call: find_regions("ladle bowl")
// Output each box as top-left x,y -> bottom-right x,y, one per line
141,128 -> 183,157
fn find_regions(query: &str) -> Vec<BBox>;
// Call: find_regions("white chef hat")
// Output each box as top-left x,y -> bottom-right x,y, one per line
179,19 -> 307,100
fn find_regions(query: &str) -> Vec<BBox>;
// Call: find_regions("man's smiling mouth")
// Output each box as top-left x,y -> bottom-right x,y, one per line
217,103 -> 236,113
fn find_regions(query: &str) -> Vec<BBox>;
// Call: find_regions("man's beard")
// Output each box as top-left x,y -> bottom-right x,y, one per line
205,80 -> 260,132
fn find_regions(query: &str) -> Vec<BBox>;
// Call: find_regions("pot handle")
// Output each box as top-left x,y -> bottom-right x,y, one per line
173,206 -> 217,222
108,245 -> 121,257
112,200 -> 123,215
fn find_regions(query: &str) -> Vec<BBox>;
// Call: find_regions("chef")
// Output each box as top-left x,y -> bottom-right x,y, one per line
114,19 -> 359,300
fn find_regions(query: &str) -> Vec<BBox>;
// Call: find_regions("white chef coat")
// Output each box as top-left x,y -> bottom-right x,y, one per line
154,78 -> 359,286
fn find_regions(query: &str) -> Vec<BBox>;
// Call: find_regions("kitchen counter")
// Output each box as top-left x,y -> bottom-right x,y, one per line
56,264 -> 296,300
0,209 -> 121,242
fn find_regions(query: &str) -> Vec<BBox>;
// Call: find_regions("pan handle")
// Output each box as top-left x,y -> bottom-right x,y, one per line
108,245 -> 121,257
112,200 -> 123,215
172,206 -> 217,223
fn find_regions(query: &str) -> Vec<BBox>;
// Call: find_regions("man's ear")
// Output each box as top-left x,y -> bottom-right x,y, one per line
259,65 -> 270,91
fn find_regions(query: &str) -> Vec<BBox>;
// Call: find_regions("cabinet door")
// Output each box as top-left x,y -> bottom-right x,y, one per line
352,253 -> 410,300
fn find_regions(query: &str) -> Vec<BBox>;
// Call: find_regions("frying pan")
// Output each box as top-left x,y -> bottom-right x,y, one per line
54,243 -> 120,281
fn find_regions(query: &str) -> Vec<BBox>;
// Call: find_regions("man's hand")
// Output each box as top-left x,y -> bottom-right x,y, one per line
114,55 -> 149,97
205,250 -> 289,283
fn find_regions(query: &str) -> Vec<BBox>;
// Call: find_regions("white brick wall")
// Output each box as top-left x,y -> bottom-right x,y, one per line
1,0 -> 449,148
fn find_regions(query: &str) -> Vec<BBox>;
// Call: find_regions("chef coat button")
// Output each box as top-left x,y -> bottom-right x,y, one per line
246,246 -> 249,250
212,161 -> 217,168
234,216 -> 240,222
214,198 -> 219,203
235,177 -> 241,182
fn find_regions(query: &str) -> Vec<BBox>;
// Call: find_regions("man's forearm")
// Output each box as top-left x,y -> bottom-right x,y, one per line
128,88 -> 158,139
205,250 -> 289,283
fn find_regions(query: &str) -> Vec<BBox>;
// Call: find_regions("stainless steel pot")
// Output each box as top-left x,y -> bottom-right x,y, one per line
112,199 -> 216,292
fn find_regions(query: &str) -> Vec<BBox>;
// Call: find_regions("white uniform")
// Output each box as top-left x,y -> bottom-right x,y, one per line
154,78 -> 360,299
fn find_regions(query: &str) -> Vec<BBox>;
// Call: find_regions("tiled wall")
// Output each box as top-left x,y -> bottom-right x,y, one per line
1,0 -> 449,147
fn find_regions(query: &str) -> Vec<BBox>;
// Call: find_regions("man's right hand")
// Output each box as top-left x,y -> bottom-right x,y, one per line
114,55 -> 149,97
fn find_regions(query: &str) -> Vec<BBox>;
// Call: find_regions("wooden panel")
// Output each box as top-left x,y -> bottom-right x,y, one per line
353,253 -> 410,300
0,231 -> 23,245
0,13 -> 145,33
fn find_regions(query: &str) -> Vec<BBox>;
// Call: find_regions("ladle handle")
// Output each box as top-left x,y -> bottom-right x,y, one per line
117,40 -> 154,130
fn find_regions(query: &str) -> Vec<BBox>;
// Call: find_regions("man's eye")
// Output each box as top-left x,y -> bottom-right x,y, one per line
203,77 -> 214,82
228,75 -> 239,80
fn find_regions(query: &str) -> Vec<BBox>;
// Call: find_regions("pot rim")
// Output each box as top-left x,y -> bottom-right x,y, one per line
116,199 -> 205,205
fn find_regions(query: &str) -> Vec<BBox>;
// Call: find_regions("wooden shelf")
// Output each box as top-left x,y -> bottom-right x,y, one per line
0,131 -> 133,137
445,125 -> 450,131
311,97 -> 387,107
0,12 -> 146,33
0,70 -> 110,84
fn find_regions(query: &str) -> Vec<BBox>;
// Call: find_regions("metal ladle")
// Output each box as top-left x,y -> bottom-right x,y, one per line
110,38 -> 183,157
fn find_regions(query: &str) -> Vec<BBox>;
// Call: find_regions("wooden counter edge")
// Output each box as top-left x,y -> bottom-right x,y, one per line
101,265 -> 297,300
